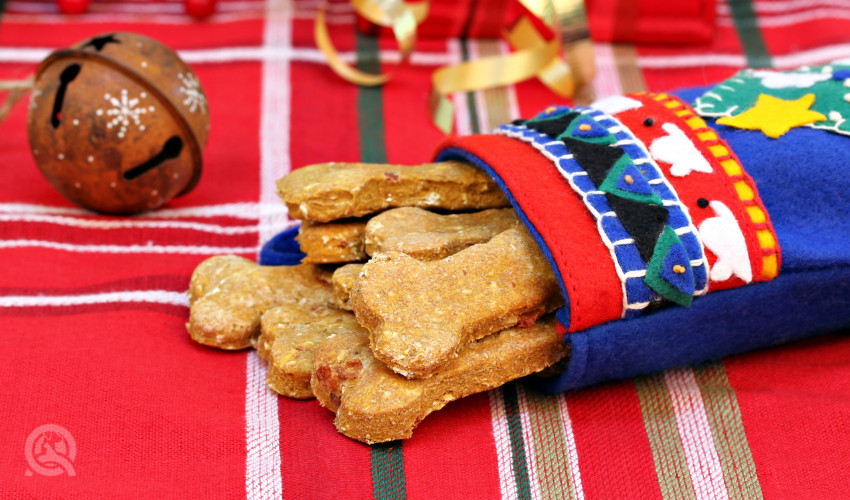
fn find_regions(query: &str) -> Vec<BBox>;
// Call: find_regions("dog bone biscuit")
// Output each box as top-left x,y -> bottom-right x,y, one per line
350,227 -> 564,378
277,161 -> 510,222
187,257 -> 333,350
311,316 -> 568,443
297,220 -> 368,264
332,263 -> 364,311
259,303 -> 366,399
365,207 -> 521,260
188,255 -> 254,305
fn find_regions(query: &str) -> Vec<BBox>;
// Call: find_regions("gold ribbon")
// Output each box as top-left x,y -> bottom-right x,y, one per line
429,3 -> 579,134
316,0 -> 593,134
0,77 -> 34,125
315,0 -> 428,86
429,21 -> 565,133
504,15 -> 575,99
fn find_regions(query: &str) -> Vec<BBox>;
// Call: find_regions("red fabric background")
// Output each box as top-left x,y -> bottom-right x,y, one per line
1,0 -> 849,498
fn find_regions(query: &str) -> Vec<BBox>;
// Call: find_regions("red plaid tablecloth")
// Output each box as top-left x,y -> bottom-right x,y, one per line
2,1 -> 850,498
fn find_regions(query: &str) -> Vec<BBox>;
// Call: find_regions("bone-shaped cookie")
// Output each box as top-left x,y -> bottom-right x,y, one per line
311,316 -> 568,443
297,219 -> 368,264
350,227 -> 563,378
364,207 -> 521,260
187,256 -> 333,349
331,263 -> 364,311
277,161 -> 509,222
258,303 -> 366,399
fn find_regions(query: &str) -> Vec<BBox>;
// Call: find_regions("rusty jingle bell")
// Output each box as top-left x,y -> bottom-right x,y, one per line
27,32 -> 209,214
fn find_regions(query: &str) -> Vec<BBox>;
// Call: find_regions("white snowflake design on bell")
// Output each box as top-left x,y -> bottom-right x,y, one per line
178,72 -> 207,114
96,89 -> 155,139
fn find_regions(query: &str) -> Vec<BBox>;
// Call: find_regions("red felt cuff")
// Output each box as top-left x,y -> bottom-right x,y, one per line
437,134 -> 625,332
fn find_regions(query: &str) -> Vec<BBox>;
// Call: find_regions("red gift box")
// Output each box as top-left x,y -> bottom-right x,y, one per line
357,0 -> 717,45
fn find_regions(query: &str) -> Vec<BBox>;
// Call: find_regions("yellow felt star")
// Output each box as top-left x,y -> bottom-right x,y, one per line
717,93 -> 826,139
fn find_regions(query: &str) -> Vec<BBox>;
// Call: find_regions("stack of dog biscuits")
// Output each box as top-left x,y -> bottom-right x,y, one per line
187,161 -> 569,443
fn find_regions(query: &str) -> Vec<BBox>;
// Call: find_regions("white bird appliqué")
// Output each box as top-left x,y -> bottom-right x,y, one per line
592,95 -> 644,114
649,123 -> 713,177
699,200 -> 753,283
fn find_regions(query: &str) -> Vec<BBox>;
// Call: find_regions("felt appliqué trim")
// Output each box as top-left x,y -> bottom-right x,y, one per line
496,123 -> 654,318
715,93 -> 826,139
649,122 -> 714,176
645,226 -> 695,306
698,200 -> 754,283
694,61 -> 850,138
580,105 -> 710,297
617,92 -> 781,284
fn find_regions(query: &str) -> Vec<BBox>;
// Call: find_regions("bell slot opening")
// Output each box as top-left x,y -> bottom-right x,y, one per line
51,63 -> 81,129
123,136 -> 184,180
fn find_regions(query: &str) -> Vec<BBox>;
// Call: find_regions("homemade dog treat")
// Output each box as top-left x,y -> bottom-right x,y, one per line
331,263 -> 364,311
296,219 -> 368,264
187,257 -> 334,350
311,316 -> 568,444
364,207 -> 522,260
188,255 -> 254,305
258,303 -> 366,399
277,161 -> 510,222
350,227 -> 564,378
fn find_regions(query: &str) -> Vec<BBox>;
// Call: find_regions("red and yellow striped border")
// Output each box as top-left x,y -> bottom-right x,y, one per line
638,92 -> 780,281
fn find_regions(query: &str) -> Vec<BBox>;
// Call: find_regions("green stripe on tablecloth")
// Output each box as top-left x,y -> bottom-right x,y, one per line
357,31 -> 388,164
460,39 -> 482,134
477,39 -> 513,128
356,31 -> 407,499
635,374 -> 696,500
371,441 -> 407,500
503,383 -> 533,500
693,363 -> 763,500
727,0 -> 772,68
522,388 -> 578,500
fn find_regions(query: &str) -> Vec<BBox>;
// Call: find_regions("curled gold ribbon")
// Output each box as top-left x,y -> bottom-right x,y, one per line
429,0 -> 591,134
429,12 -> 575,134
317,0 -> 593,134
316,0 -> 428,86
504,15 -> 575,98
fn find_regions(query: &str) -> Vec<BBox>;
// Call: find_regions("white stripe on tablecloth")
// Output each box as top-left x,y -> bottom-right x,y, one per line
469,40 -> 492,134
0,202 -> 288,219
0,240 -> 256,254
1,11 -> 267,24
244,0 -> 288,498
0,45 -> 457,67
488,389 -> 520,500
638,53 -> 748,70
0,290 -> 187,307
448,39 -> 472,136
0,214 -> 272,234
717,7 -> 850,27
258,0 -> 293,249
638,43 -> 850,69
3,0 -> 349,16
717,0 -> 850,15
664,368 -> 730,500
591,44 -> 623,99
557,394 -> 585,500
245,351 -> 283,500
0,35 -> 848,72
516,384 -> 543,500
